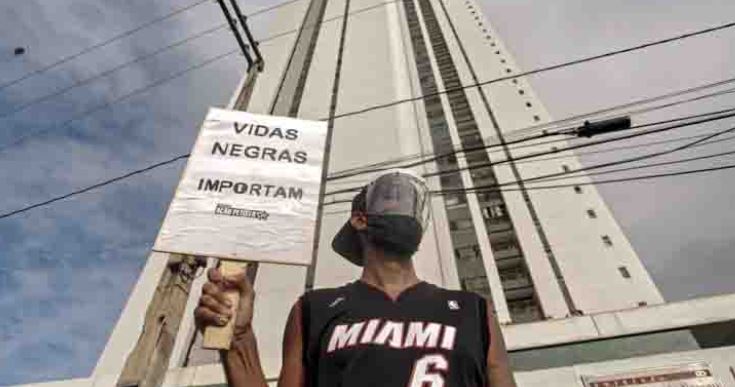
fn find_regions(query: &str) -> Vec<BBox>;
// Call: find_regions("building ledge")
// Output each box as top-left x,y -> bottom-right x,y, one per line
504,292 -> 735,350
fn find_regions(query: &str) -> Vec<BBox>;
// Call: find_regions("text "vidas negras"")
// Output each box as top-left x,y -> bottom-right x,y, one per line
210,122 -> 309,164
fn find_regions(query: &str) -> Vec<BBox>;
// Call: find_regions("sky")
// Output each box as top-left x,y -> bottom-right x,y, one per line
0,0 -> 733,384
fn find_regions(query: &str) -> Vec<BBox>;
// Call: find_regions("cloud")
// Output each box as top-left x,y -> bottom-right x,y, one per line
0,0 -> 250,383
478,0 -> 735,303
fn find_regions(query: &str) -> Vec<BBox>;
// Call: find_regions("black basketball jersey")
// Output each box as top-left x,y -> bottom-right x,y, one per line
300,280 -> 490,387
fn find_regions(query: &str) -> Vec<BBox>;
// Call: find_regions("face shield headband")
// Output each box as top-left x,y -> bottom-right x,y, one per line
364,170 -> 431,233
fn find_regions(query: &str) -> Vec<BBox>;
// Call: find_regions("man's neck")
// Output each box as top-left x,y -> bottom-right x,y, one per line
360,252 -> 420,300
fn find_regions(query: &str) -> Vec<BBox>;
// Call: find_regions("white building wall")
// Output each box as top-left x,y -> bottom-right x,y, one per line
95,0 -> 671,383
312,0 -> 451,288
437,0 -> 664,315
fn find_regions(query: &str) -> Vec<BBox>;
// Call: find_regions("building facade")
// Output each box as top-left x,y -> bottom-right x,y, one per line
32,0 -> 735,386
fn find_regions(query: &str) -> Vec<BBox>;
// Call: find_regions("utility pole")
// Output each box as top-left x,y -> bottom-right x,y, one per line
115,0 -> 263,384
116,255 -> 205,387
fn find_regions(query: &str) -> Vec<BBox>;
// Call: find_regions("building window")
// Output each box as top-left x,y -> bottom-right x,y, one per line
602,235 -> 613,246
618,266 -> 631,279
450,219 -> 473,231
482,204 -> 507,220
562,165 -> 570,173
507,297 -> 542,323
638,301 -> 648,307
587,209 -> 597,219
574,186 -> 582,194
454,245 -> 480,260
445,194 -> 466,207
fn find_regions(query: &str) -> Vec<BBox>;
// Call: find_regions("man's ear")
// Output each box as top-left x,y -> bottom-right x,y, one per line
349,212 -> 367,231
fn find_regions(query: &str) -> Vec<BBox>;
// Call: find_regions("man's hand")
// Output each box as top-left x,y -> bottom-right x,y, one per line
194,267 -> 256,336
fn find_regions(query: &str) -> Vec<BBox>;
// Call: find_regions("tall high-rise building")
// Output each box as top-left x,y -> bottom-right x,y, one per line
45,0 -> 735,386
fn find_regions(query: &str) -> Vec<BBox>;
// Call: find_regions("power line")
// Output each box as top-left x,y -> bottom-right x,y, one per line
488,123 -> 735,189
514,132 -> 735,165
509,77 -> 735,137
323,110 -> 735,196
258,0 -> 401,46
321,163 -> 735,206
325,108 -> 735,188
425,111 -> 735,178
531,149 -> 735,184
0,24 -> 228,120
0,154 -> 189,221
4,108 -> 734,222
325,131 -> 735,187
0,0 -> 403,149
326,80 -> 735,180
0,49 -> 239,153
0,0 -> 402,121
0,0 -> 212,92
0,0 -> 307,93
331,20 -> 735,121
247,0 -> 305,17
430,163 -> 735,196
436,123 -> 735,194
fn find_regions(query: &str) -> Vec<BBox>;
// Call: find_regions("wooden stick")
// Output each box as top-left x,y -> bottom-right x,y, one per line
202,260 -> 259,349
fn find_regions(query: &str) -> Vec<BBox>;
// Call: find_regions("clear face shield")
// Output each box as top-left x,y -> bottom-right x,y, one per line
364,170 -> 431,233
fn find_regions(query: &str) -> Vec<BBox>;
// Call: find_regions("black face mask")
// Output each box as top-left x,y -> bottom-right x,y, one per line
364,214 -> 423,258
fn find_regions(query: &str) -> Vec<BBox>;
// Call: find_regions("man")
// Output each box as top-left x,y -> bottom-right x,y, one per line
195,170 -> 517,386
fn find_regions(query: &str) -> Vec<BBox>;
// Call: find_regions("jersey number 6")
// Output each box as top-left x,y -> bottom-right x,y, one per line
408,354 -> 448,387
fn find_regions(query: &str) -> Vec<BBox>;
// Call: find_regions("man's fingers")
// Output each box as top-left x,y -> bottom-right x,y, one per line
203,283 -> 233,308
200,294 -> 233,316
207,268 -> 223,283
222,271 -> 253,296
194,306 -> 230,328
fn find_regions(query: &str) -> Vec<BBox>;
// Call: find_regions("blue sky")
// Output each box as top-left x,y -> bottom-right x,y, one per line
0,0 -> 734,384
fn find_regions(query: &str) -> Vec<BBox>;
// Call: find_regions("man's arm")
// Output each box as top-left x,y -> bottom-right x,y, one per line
194,269 -> 305,387
278,300 -> 306,387
485,299 -> 517,387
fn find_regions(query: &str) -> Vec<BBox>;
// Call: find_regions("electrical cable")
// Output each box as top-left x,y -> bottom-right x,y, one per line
326,81 -> 735,180
247,0 -> 305,18
515,132 -> 735,165
0,0 -> 212,92
0,0 -> 404,149
424,110 -> 735,179
3,110 -> 734,221
0,0 -> 307,93
511,79 -> 735,136
436,122 -> 735,194
321,163 -> 735,206
4,0 -> 732,151
527,149 -> 735,184
0,24 -> 229,120
3,9 -> 734,219
430,163 -> 735,195
325,108 -> 735,192
0,154 -> 189,220
330,20 -> 735,122
324,131 -> 735,189
0,48 -> 239,153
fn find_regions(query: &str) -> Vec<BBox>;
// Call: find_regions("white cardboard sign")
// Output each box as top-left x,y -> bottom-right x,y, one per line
154,108 -> 327,266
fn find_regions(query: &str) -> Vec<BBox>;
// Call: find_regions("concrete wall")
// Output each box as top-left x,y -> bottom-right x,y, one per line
23,345 -> 735,386
439,0 -> 664,315
93,0 -> 681,383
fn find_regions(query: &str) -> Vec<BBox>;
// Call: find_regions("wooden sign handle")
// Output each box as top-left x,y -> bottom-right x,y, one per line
202,260 -> 258,350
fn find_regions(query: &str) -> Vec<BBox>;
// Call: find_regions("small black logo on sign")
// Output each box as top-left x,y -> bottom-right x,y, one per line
214,203 -> 269,221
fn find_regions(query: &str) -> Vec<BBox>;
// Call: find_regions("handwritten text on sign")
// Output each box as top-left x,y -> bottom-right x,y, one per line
154,108 -> 327,265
